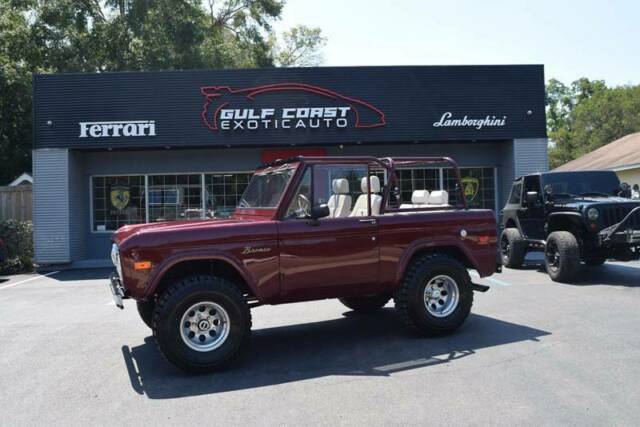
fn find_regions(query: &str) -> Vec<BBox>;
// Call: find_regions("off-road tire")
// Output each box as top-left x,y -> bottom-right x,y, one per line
394,254 -> 473,336
152,275 -> 251,373
136,300 -> 155,328
500,228 -> 526,268
584,257 -> 607,267
339,294 -> 390,313
545,231 -> 580,283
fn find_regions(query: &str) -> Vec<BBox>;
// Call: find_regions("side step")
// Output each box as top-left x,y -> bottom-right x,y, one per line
471,282 -> 490,293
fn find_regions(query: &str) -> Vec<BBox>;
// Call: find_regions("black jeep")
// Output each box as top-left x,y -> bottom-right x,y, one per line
500,170 -> 640,282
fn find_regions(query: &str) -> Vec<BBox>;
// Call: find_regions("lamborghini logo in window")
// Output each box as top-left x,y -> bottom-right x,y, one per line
110,186 -> 130,210
462,177 -> 480,203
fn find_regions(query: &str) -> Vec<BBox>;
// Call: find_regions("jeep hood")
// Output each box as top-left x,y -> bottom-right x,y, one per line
555,197 -> 640,209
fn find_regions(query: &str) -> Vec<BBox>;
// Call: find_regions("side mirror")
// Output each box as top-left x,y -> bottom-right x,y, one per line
310,204 -> 330,220
525,191 -> 539,207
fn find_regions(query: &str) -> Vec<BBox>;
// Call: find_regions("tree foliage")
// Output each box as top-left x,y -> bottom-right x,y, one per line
0,0 -> 325,184
547,78 -> 640,169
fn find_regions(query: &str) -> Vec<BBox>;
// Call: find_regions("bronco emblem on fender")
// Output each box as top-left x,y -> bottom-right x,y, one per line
110,186 -> 130,210
462,177 -> 480,203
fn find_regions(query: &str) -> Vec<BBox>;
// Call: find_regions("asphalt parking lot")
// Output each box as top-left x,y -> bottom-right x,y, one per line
1,259 -> 640,426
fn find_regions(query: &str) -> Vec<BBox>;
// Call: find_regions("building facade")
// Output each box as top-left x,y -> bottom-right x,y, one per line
33,65 -> 548,266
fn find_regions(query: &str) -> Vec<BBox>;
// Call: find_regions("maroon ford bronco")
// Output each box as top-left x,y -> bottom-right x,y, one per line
109,156 -> 498,372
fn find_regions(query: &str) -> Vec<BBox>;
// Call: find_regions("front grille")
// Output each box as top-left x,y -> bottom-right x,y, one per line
602,205 -> 640,228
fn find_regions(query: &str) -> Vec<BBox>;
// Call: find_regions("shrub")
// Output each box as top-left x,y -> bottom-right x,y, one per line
0,220 -> 33,275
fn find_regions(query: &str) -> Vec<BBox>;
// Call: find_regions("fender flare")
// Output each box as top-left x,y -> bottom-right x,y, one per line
395,237 -> 480,285
144,250 -> 257,298
546,212 -> 584,233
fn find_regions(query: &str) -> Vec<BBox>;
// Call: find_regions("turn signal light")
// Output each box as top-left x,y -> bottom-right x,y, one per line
134,261 -> 152,270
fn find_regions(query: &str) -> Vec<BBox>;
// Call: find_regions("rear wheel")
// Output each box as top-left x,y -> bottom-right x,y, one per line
339,294 -> 390,313
545,231 -> 580,282
152,275 -> 251,373
500,228 -> 526,268
395,254 -> 473,336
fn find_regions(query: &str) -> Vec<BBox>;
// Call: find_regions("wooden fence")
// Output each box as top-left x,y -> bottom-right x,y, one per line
0,185 -> 33,221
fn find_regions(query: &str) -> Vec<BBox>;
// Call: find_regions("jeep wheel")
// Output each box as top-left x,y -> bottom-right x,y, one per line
545,231 -> 580,283
584,257 -> 607,267
136,300 -> 155,328
395,254 -> 473,336
500,228 -> 526,268
152,275 -> 251,373
339,294 -> 390,313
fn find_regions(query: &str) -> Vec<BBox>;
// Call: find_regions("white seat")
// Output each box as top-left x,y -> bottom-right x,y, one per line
428,190 -> 450,206
399,190 -> 430,208
350,176 -> 383,216
327,178 -> 352,218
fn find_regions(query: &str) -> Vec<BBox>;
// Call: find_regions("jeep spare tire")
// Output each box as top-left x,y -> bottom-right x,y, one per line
152,275 -> 251,373
545,231 -> 580,283
500,228 -> 526,268
395,253 -> 473,336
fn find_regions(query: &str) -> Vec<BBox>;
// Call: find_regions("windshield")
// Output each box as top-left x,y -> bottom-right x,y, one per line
238,167 -> 295,208
541,172 -> 621,198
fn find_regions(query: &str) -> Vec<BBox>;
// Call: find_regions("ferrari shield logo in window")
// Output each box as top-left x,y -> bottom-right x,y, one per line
462,177 -> 480,203
110,186 -> 130,210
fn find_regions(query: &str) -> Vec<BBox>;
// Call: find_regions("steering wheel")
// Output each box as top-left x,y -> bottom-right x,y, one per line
294,194 -> 312,217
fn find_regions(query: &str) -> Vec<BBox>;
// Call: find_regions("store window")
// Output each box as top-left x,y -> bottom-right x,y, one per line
92,176 -> 145,231
148,174 -> 203,222
444,167 -> 496,209
205,173 -> 251,218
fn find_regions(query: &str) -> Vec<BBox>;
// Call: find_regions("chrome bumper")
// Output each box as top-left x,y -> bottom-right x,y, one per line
109,272 -> 126,309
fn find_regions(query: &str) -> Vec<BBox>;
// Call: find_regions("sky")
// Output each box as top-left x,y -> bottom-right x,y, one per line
274,0 -> 640,86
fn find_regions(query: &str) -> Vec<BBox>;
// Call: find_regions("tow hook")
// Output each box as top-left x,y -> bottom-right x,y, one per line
471,282 -> 490,293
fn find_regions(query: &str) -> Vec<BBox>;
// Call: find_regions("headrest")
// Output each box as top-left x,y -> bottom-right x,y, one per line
428,190 -> 449,205
332,178 -> 349,194
411,190 -> 430,204
360,175 -> 381,193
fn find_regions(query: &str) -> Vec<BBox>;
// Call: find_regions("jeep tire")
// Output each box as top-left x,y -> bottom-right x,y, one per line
500,228 -> 526,268
545,231 -> 580,283
152,275 -> 251,373
339,294 -> 390,313
395,254 -> 473,336
136,300 -> 155,328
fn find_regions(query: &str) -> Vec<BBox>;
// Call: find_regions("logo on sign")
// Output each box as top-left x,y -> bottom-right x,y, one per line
433,112 -> 506,130
462,177 -> 480,203
200,83 -> 386,132
110,186 -> 131,210
79,120 -> 156,138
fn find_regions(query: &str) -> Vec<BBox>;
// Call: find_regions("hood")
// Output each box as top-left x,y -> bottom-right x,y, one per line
554,197 -> 640,210
112,215 -> 268,246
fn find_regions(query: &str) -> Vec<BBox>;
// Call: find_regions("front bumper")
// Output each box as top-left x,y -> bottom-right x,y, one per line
109,272 -> 127,309
598,206 -> 640,247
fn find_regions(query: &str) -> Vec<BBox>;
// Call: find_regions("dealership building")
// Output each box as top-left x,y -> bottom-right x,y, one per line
32,65 -> 547,267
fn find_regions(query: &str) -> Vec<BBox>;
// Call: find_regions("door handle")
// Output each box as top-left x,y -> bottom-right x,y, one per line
359,218 -> 377,224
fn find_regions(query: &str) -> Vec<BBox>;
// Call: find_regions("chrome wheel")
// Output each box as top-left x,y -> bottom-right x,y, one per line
423,275 -> 460,317
546,241 -> 560,272
500,234 -> 510,258
179,302 -> 230,352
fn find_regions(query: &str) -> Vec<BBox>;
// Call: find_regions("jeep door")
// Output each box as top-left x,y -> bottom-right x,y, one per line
277,164 -> 380,301
518,175 -> 545,239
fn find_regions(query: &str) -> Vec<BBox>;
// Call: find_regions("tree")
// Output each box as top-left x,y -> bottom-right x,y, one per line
546,77 -> 639,169
272,25 -> 327,67
0,0 -> 326,184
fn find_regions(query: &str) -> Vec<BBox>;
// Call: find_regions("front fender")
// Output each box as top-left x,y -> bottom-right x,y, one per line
143,250 -> 259,299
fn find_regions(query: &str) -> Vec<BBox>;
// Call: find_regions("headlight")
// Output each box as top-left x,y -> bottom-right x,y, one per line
587,208 -> 599,221
111,243 -> 123,281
